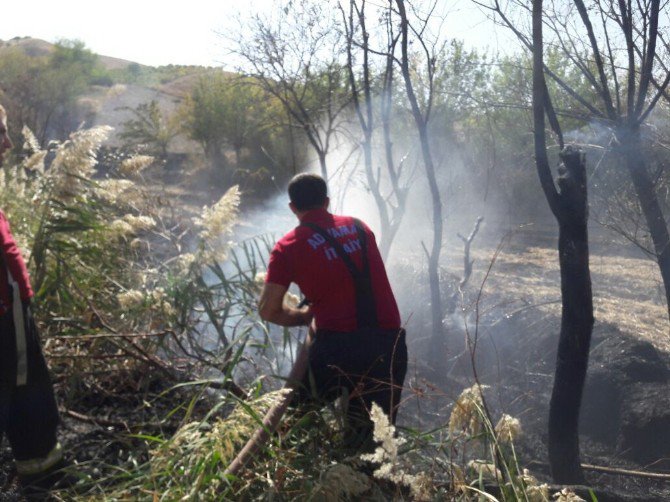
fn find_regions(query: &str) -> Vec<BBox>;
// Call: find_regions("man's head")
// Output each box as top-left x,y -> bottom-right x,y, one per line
0,105 -> 12,167
288,173 -> 329,215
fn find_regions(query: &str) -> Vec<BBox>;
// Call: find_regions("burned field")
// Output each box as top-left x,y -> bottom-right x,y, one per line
399,227 -> 670,500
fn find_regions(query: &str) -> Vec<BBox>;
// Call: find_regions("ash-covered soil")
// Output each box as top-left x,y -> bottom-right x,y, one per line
0,366 -> 219,500
407,325 -> 670,500
400,226 -> 670,501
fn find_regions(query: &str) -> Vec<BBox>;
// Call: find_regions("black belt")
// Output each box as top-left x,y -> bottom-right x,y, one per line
315,327 -> 405,339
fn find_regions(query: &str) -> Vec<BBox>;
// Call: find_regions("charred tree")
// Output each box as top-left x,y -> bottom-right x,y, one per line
618,126 -> 670,320
532,0 -> 594,484
489,0 -> 670,321
379,38 -> 409,260
549,148 -> 594,484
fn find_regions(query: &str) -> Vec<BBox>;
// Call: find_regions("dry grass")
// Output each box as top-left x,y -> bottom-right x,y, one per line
458,240 -> 670,353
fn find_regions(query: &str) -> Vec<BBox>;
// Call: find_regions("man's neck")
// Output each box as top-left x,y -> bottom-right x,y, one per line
297,206 -> 328,221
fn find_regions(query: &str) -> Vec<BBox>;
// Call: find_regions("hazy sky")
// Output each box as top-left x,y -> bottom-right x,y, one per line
1,0 -> 508,67
1,0 -> 238,66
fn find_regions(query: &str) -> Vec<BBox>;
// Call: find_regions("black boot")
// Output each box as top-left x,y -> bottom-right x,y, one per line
19,459 -> 77,500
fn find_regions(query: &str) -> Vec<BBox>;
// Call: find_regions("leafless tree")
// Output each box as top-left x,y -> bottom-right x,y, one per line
485,0 -> 670,319
228,0 -> 351,179
340,0 -> 410,259
395,0 -> 446,345
531,0 -> 595,483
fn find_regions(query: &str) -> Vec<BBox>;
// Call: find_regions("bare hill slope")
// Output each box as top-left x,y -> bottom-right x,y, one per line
0,36 -> 141,70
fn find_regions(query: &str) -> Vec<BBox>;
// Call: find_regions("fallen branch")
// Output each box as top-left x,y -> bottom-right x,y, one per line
50,331 -> 170,341
581,463 -> 670,480
51,328 -> 248,401
529,459 -> 670,480
60,407 -> 130,430
49,353 -> 136,360
485,481 -> 651,502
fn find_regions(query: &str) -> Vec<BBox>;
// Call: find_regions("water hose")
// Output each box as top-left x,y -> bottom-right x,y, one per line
224,330 -> 312,477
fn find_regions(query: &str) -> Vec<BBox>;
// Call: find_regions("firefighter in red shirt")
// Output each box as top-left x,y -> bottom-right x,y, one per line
0,104 -> 64,496
259,173 -> 407,450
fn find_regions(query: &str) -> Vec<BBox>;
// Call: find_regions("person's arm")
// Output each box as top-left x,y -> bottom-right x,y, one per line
258,282 -> 312,327
0,211 -> 33,301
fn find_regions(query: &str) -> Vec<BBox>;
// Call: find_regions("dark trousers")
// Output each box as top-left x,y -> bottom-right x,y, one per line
296,328 -> 408,450
0,304 -> 60,462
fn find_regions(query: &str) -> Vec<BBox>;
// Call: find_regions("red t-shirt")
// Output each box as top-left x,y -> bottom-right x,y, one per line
266,208 -> 400,332
0,210 -> 34,314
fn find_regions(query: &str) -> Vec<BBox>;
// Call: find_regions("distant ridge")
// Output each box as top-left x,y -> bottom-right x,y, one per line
0,36 -> 229,154
0,36 -> 145,70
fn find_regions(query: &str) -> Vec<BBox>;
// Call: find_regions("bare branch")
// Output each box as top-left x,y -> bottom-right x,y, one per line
483,0 -> 606,118
532,0 -> 560,217
635,0 -> 660,115
573,0 -> 617,119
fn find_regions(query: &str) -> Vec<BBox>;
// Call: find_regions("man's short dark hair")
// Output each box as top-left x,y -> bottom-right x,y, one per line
288,173 -> 328,211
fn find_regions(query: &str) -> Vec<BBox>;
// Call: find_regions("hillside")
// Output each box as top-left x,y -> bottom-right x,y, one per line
0,36 -> 139,70
0,36 -> 54,59
0,36 -> 221,151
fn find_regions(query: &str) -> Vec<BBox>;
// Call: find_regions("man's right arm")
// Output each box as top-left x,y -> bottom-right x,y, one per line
258,282 -> 312,327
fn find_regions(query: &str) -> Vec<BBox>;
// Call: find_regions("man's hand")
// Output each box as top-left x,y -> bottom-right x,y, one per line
258,282 -> 313,327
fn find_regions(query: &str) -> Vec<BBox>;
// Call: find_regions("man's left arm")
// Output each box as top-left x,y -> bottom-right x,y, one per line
258,282 -> 312,327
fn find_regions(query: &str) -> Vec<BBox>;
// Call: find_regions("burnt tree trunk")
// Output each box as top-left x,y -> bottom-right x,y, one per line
420,125 -> 445,348
378,43 -> 407,261
342,1 -> 394,260
532,0 -> 594,484
548,148 -> 594,484
619,126 -> 670,321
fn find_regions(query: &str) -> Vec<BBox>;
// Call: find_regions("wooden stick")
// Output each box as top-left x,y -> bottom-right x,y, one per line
581,463 -> 670,480
49,353 -> 134,360
60,407 -> 130,430
529,460 -> 670,481
224,332 -> 312,477
50,331 -> 170,341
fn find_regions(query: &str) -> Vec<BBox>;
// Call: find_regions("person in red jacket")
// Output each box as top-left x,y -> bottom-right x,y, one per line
259,173 -> 407,451
0,104 -> 64,496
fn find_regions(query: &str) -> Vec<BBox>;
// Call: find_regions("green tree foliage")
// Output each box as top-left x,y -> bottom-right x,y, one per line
0,46 -> 44,140
49,39 -> 99,76
119,100 -> 178,158
432,41 -> 492,126
428,41 -> 494,164
543,47 -> 598,119
430,48 -> 596,221
182,74 -> 283,184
